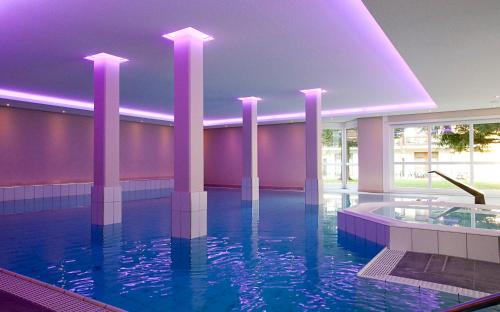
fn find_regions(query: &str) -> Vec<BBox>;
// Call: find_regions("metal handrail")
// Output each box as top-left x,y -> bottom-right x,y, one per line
442,293 -> 500,312
428,171 -> 486,204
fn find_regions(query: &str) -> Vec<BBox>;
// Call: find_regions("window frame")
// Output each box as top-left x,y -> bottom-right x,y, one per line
389,119 -> 500,194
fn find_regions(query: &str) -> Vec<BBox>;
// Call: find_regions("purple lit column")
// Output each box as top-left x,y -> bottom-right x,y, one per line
85,53 -> 128,225
238,97 -> 261,201
301,88 -> 325,205
164,27 -> 213,239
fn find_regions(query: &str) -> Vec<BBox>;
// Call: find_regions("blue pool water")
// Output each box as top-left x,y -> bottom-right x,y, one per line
0,188 -> 466,311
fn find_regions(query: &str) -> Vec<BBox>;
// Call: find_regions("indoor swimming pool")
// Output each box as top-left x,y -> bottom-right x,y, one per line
0,188 -> 468,311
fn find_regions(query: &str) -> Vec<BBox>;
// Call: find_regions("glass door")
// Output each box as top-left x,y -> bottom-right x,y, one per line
322,126 -> 358,189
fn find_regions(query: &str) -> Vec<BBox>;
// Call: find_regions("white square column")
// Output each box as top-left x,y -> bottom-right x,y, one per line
85,53 -> 128,225
301,88 -> 325,205
239,97 -> 261,201
164,28 -> 213,239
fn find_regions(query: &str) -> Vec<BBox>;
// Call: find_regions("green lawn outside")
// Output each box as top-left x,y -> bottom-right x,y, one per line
394,179 -> 500,190
323,178 -> 358,185
324,177 -> 500,191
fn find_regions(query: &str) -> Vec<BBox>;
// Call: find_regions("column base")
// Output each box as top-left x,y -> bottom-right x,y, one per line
305,178 -> 323,205
242,177 -> 259,201
171,191 -> 208,239
91,185 -> 122,225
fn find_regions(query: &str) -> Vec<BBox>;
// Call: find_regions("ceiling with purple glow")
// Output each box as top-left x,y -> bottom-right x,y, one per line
0,0 -> 450,121
364,0 -> 500,114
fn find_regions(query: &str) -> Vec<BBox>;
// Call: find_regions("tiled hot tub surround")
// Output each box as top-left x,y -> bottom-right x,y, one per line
338,201 -> 500,264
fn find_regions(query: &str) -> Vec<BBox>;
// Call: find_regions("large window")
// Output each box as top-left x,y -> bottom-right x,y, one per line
322,129 -> 342,184
322,126 -> 358,189
346,128 -> 358,187
392,121 -> 500,191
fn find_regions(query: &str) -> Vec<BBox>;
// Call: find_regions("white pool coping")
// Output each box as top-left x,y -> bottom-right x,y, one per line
338,201 -> 500,263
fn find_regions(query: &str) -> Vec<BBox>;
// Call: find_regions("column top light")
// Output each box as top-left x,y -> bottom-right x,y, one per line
238,96 -> 262,103
163,27 -> 214,42
300,88 -> 327,95
84,53 -> 129,63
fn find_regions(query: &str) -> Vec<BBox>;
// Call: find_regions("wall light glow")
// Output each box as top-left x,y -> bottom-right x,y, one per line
0,88 -> 435,127
120,107 -> 174,121
321,101 -> 436,117
0,89 -> 94,110
84,53 -> 129,63
163,27 -> 214,42
0,88 -> 173,122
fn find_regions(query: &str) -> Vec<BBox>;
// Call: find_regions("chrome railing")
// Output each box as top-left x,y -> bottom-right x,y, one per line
443,293 -> 500,312
428,171 -> 486,204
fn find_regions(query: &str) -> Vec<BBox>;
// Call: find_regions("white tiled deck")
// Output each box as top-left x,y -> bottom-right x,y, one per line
0,268 -> 124,312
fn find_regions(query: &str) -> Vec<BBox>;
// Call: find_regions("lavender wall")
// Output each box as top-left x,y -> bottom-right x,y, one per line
204,127 -> 242,187
204,123 -> 306,189
0,107 -> 173,186
1,107 -> 306,189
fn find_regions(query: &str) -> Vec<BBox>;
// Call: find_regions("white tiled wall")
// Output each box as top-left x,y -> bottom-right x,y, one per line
389,227 -> 412,251
0,178 -> 174,202
413,229 -> 439,254
466,234 -> 500,263
438,231 -> 467,258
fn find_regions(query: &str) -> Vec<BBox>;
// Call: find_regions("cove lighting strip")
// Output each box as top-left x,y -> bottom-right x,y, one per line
0,88 -> 175,122
0,88 -> 435,127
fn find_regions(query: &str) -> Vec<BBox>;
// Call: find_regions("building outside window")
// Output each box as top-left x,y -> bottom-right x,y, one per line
392,121 -> 500,192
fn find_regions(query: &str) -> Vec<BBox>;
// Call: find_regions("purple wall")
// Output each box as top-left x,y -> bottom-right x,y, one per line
1,108 -> 305,189
0,108 -> 173,186
204,127 -> 242,187
204,123 -> 306,189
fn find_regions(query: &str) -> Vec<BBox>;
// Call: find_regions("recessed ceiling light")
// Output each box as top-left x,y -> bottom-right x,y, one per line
62,110 -> 66,113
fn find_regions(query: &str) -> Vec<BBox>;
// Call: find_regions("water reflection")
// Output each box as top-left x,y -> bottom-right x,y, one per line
90,224 -> 122,300
304,204 -> 322,301
171,237 -> 207,311
241,200 -> 259,259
